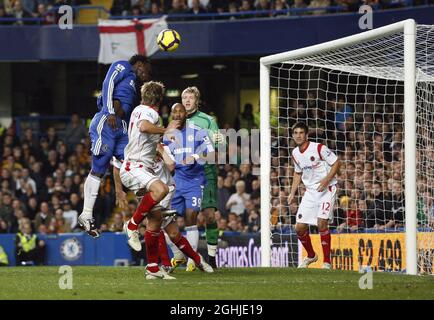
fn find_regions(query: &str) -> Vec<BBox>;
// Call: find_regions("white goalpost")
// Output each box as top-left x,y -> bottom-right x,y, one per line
260,19 -> 434,275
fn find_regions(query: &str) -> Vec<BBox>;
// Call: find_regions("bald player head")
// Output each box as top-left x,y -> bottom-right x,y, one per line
171,103 -> 187,127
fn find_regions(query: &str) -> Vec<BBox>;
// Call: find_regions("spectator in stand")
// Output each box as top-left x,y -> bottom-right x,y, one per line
11,0 -> 33,25
131,4 -> 143,16
33,3 -> 54,25
226,180 -> 250,218
227,1 -> 238,19
334,0 -> 359,12
337,199 -> 364,232
150,1 -> 163,15
291,0 -> 307,13
335,96 -> 354,131
217,176 -> 231,217
308,0 -> 331,15
110,0 -> 131,15
30,162 -> 44,192
70,193 -> 83,214
255,0 -> 271,17
245,209 -> 260,233
169,0 -> 186,13
187,0 -> 207,19
26,197 -> 38,221
227,212 -> 242,232
0,192 -> 13,229
273,0 -> 289,17
250,179 -> 260,202
217,217 -> 228,231
62,200 -> 78,231
15,222 -> 45,266
74,142 -> 90,167
50,208 -> 71,233
18,167 -> 37,195
0,218 -> 8,233
109,212 -> 124,232
64,114 -> 88,153
34,201 -> 53,231
21,128 -> 38,151
239,164 -> 254,193
46,126 -> 58,150
238,0 -> 252,19
187,0 -> 208,9
0,5 -> 13,25
366,182 -> 393,229
390,181 -> 405,229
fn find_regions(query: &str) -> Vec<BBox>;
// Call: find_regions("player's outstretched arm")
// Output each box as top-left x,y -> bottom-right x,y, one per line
288,171 -> 302,204
140,119 -> 180,134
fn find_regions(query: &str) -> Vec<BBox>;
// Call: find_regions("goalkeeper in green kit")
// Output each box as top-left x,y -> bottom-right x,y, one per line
170,86 -> 221,270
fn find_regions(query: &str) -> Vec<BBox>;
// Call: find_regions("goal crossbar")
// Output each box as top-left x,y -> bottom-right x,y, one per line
260,19 -> 416,66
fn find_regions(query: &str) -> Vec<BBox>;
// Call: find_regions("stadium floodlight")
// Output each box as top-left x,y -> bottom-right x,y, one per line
260,19 -> 434,275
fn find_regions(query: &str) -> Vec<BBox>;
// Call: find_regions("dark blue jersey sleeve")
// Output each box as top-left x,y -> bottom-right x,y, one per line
101,61 -> 130,114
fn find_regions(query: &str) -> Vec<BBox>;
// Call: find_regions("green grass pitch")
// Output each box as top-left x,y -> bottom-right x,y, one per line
0,267 -> 432,300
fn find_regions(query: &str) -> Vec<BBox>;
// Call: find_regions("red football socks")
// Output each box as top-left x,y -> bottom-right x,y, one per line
145,230 -> 160,273
320,229 -> 331,264
128,192 -> 158,231
174,234 -> 201,265
158,231 -> 171,267
298,230 -> 316,258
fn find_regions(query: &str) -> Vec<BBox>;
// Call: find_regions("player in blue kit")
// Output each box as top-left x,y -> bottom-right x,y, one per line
163,103 -> 215,270
78,55 -> 151,238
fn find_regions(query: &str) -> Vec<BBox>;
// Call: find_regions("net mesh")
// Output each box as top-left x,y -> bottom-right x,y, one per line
269,25 -> 434,274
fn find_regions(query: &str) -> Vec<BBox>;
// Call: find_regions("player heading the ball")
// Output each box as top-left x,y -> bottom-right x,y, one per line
78,55 -> 151,238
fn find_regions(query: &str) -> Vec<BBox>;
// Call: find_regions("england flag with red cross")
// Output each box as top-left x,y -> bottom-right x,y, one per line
98,17 -> 168,64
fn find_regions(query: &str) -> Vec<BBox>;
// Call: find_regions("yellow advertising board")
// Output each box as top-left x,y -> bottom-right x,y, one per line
300,232 -> 433,274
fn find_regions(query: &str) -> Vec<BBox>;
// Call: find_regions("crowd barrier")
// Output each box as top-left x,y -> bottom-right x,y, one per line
1,231 -> 432,274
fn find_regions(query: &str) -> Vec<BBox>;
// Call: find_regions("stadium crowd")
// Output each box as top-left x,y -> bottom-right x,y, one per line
270,92 -> 434,234
0,0 -> 428,25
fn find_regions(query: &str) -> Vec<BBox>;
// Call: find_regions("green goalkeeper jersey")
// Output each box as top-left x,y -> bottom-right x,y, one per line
186,109 -> 220,179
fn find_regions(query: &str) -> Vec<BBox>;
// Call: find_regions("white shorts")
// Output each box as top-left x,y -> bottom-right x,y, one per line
120,161 -> 159,193
120,160 -> 175,209
296,185 -> 337,226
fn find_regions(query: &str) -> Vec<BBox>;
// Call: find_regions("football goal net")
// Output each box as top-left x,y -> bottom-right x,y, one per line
260,19 -> 433,275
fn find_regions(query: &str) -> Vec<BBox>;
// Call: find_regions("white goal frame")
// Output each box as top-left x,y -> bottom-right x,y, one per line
259,19 -> 418,275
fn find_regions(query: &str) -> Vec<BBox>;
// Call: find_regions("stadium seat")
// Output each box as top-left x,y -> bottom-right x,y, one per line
76,0 -> 112,25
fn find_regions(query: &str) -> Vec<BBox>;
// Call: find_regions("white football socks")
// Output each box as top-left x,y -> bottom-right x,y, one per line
207,244 -> 217,258
81,174 -> 101,219
185,225 -> 199,266
164,232 -> 185,260
185,225 -> 199,250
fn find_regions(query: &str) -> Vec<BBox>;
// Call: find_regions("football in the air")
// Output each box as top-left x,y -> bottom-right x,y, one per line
157,29 -> 181,52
